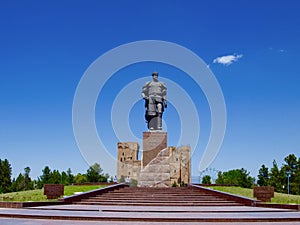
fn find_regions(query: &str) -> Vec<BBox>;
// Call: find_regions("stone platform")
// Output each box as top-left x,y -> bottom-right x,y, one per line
138,146 -> 190,187
1,203 -> 300,224
117,132 -> 191,187
0,185 -> 299,224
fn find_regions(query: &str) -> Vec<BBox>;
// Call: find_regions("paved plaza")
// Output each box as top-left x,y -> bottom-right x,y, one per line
0,186 -> 299,224
0,218 -> 300,225
0,204 -> 300,224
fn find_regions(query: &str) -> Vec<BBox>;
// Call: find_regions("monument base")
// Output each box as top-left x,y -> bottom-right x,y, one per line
138,146 -> 191,187
142,131 -> 167,168
116,131 -> 191,187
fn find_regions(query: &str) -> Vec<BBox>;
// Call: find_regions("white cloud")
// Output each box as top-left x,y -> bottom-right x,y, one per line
269,47 -> 287,53
213,54 -> 243,66
278,49 -> 286,53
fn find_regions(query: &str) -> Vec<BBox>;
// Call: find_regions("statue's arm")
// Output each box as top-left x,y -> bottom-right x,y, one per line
161,82 -> 167,108
142,91 -> 148,99
142,82 -> 150,99
163,98 -> 167,108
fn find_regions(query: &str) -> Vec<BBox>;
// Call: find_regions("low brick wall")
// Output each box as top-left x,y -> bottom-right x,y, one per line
256,202 -> 300,211
0,201 -> 65,208
0,202 -> 23,208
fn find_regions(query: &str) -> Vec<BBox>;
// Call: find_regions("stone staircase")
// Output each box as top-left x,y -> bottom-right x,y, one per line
138,148 -> 171,187
1,184 -> 299,223
77,186 -> 243,206
138,146 -> 191,187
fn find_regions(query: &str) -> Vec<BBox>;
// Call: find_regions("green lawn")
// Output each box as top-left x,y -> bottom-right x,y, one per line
2,185 -> 299,204
209,186 -> 300,204
0,185 -> 107,202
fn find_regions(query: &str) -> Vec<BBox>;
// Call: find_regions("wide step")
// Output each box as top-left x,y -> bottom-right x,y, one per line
76,186 -> 243,206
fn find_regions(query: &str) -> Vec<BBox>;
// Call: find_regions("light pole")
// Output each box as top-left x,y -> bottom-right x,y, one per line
286,170 -> 291,195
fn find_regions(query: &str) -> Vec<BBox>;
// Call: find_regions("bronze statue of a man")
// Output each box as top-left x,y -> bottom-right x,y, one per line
142,72 -> 167,130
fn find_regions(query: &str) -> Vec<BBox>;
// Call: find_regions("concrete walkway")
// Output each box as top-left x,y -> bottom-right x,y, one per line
0,218 -> 300,225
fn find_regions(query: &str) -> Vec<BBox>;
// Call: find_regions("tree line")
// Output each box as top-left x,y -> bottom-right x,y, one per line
0,161 -> 111,194
257,153 -> 300,195
1,153 -> 299,194
202,153 -> 299,195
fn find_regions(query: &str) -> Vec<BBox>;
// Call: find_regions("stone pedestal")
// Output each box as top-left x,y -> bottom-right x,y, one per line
44,184 -> 64,199
142,131 -> 167,168
116,131 -> 191,187
138,146 -> 191,187
254,186 -> 274,202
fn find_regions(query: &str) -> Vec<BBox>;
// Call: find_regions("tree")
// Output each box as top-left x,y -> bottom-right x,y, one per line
11,173 -> 25,192
41,166 -> 52,183
215,168 -> 254,188
74,173 -> 88,183
66,168 -> 74,184
86,165 -> 100,182
282,154 -> 300,195
61,171 -> 68,185
202,175 -> 212,184
284,154 -> 298,170
295,156 -> 300,195
257,164 -> 269,186
23,166 -> 34,190
265,154 -> 300,194
86,163 -> 107,182
239,168 -> 255,188
0,159 -> 12,193
91,163 -> 103,174
269,160 -> 285,193
37,166 -> 52,188
12,167 -> 34,191
215,171 -> 224,184
50,170 -> 61,184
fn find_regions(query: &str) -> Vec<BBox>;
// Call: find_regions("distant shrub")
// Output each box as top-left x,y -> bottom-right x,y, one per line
172,181 -> 177,187
130,179 -> 138,187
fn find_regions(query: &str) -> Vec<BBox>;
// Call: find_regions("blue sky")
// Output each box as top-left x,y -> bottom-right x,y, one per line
1,1 -> 300,181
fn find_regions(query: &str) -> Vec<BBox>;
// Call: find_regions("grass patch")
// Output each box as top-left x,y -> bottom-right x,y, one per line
0,185 -> 107,202
272,192 -> 300,204
209,186 -> 300,204
209,186 -> 254,199
0,189 -> 48,202
64,185 -> 106,196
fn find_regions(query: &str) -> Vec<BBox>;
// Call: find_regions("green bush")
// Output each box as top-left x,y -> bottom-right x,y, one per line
130,179 -> 138,187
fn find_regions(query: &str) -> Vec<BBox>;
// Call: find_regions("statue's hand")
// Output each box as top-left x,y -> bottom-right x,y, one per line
142,92 -> 148,100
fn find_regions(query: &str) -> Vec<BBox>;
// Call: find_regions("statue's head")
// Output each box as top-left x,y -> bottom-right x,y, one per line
152,71 -> 158,80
